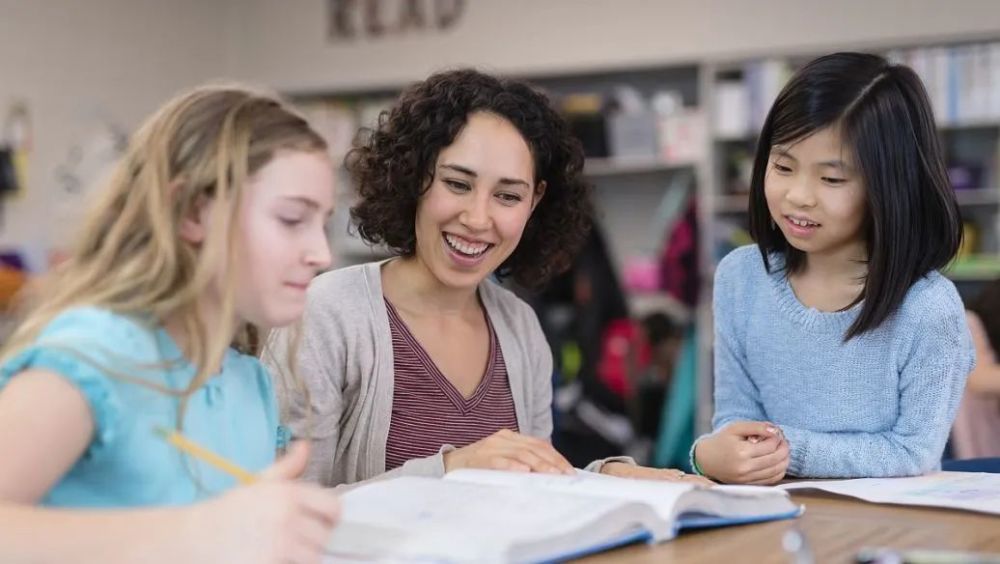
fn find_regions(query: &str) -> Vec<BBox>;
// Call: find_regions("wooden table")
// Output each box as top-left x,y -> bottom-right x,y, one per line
580,492 -> 1000,563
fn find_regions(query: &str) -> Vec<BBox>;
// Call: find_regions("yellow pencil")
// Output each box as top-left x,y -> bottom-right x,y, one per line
153,426 -> 257,485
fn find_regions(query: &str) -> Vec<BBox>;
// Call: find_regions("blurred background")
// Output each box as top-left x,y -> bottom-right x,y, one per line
2,0 -> 999,469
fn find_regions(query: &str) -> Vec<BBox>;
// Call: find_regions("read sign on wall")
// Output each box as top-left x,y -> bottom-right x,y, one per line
329,0 -> 465,40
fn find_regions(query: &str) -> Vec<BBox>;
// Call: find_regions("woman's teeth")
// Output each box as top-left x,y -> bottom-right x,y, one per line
445,234 -> 490,256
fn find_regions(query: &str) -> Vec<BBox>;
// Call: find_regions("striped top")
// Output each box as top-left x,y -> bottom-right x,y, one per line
384,298 -> 519,471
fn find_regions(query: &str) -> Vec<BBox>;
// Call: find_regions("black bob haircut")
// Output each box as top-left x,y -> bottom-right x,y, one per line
748,52 -> 963,340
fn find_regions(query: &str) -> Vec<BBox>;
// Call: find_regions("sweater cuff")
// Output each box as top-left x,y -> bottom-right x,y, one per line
780,425 -> 808,477
583,455 -> 636,474
400,444 -> 456,478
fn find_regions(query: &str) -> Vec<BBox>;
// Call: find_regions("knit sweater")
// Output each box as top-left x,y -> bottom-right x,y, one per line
701,245 -> 975,478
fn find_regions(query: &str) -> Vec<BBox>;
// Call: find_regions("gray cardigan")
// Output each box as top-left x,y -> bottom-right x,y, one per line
264,261 -> 621,489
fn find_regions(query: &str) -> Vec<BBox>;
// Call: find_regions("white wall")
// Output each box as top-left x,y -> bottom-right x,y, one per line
0,0 -> 229,262
224,0 -> 1000,92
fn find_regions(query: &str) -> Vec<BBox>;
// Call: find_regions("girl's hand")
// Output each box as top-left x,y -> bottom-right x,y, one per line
443,429 -> 575,475
693,421 -> 789,485
188,442 -> 340,564
600,462 -> 715,487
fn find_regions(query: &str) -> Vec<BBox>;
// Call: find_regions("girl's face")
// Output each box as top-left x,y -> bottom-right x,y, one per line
764,126 -> 867,260
234,150 -> 334,328
412,111 -> 544,291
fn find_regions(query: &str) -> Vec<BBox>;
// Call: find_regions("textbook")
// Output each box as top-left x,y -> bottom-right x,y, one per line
779,472 -> 1000,515
324,469 -> 802,563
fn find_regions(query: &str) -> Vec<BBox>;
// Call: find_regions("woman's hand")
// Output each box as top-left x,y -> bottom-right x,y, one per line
600,462 -> 714,487
443,429 -> 574,474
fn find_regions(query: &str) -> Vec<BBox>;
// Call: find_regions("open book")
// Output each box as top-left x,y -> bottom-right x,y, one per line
324,469 -> 802,563
779,472 -> 1000,515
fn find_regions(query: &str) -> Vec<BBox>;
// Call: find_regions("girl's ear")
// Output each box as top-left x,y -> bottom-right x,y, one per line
531,180 -> 547,212
179,191 -> 213,245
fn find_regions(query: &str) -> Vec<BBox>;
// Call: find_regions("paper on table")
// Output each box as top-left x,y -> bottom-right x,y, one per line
779,472 -> 1000,515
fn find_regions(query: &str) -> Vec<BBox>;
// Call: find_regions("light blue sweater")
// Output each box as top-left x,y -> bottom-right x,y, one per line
702,245 -> 975,478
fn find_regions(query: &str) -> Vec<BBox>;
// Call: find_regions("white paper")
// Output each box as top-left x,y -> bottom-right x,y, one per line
779,472 -> 1000,515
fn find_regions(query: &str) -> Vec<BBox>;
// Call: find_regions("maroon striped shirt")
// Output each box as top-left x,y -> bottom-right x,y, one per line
384,298 -> 519,471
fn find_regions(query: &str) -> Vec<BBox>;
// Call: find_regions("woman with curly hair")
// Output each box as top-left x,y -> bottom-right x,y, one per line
265,69 -> 709,489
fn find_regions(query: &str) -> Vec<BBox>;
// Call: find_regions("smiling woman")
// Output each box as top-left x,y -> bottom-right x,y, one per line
263,68 -> 710,490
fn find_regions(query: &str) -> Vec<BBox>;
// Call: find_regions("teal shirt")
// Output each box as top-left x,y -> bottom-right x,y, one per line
0,307 -> 280,507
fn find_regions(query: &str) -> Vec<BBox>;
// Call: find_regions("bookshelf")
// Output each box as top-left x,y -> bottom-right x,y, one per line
583,156 -> 698,177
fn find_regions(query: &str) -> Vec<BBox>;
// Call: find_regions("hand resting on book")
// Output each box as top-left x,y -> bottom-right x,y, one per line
443,429 -> 575,474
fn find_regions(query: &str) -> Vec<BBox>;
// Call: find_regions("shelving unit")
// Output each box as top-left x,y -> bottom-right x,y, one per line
583,156 -> 697,177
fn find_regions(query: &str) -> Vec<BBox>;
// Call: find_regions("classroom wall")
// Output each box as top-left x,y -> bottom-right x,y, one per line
224,0 -> 1000,92
0,0 -> 229,263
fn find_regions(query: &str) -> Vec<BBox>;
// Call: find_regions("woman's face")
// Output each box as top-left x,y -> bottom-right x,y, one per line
412,111 -> 544,290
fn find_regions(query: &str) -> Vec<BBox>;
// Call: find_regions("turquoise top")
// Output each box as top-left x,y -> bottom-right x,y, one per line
0,307 -> 280,507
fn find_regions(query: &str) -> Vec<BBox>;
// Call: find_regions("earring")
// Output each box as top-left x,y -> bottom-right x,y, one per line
770,218 -> 777,230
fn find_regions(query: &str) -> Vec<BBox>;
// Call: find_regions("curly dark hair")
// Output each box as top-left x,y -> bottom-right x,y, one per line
346,68 -> 593,288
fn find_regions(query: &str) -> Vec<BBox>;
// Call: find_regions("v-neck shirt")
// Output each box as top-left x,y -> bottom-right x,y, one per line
383,297 -> 518,470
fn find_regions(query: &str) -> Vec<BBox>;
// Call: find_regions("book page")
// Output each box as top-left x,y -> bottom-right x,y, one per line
779,472 -> 1000,515
325,476 -> 656,563
446,468 -> 691,523
446,468 -> 788,524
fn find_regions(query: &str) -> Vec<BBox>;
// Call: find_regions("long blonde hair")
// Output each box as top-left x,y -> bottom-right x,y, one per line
1,84 -> 326,422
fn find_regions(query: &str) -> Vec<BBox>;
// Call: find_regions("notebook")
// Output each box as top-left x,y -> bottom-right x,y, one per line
779,472 -> 1000,515
324,469 -> 802,563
